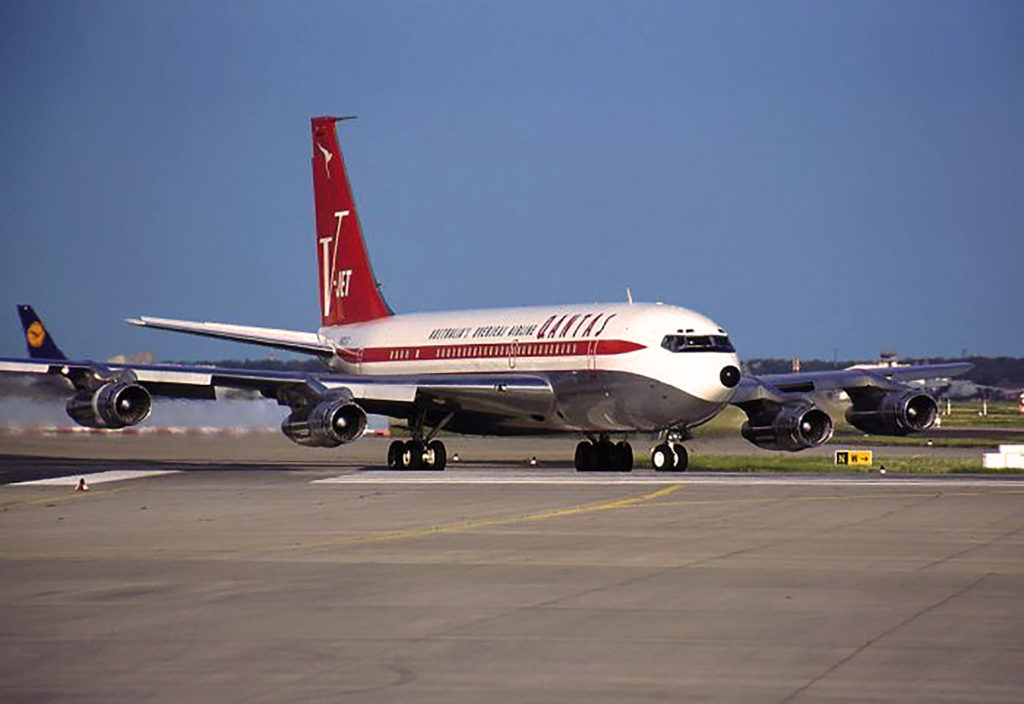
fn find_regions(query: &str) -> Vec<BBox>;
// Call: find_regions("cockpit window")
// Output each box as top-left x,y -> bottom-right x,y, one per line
661,334 -> 735,353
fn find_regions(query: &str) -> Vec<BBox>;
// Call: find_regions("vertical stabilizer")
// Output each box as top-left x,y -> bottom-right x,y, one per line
311,116 -> 392,327
17,305 -> 67,360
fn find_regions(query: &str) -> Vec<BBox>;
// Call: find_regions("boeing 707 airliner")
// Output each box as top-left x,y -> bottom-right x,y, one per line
1,117 -> 970,471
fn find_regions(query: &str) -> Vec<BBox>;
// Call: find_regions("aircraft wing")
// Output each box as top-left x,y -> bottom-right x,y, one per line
732,362 -> 974,403
728,361 -> 973,451
0,357 -> 554,425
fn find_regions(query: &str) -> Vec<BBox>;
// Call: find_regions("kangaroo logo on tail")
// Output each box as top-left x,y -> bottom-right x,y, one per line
317,143 -> 333,177
311,117 -> 392,327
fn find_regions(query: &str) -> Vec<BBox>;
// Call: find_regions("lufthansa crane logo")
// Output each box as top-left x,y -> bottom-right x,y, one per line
26,321 -> 45,348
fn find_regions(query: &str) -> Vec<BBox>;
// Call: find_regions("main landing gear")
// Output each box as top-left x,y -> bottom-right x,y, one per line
574,435 -> 634,472
387,438 -> 447,471
386,408 -> 453,471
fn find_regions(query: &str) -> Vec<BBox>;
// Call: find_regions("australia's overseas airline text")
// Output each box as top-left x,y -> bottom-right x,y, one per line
428,312 -> 617,342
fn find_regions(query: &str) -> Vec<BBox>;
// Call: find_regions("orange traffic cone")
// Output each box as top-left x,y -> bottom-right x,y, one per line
74,477 -> 89,492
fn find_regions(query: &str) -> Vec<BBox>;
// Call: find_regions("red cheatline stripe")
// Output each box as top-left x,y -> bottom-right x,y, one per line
336,339 -> 645,363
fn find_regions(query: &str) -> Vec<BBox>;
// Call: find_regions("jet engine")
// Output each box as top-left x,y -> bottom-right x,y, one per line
281,397 -> 368,447
65,382 -> 153,429
741,402 -> 834,452
845,390 -> 937,436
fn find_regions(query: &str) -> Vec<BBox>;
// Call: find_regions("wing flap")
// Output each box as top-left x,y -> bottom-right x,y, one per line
0,359 -> 58,374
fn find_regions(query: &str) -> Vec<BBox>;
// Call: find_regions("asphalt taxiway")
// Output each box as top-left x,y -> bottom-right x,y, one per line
1,435 -> 1022,703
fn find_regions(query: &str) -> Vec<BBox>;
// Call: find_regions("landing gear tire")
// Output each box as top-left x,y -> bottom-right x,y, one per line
615,441 -> 634,472
400,440 -> 424,470
671,442 -> 688,470
671,443 -> 688,471
425,440 -> 447,471
387,440 -> 405,469
653,443 -> 687,471
574,441 -> 594,472
652,443 -> 672,470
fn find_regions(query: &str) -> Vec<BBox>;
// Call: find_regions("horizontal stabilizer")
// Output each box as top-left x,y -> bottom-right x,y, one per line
125,316 -> 334,357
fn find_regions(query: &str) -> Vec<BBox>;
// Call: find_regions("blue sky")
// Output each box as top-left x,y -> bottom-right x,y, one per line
1,0 -> 1020,362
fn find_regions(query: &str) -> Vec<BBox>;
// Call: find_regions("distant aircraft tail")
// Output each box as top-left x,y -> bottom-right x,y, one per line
311,116 -> 393,327
17,305 -> 67,360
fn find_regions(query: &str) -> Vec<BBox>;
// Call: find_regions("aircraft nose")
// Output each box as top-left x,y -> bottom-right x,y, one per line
719,365 -> 741,388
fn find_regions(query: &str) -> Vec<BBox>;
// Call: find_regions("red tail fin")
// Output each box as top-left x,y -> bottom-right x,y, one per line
311,116 -> 392,326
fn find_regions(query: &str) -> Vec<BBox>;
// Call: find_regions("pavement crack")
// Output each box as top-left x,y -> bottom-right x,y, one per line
776,572 -> 993,704
917,522 -> 1024,572
680,494 -> 940,570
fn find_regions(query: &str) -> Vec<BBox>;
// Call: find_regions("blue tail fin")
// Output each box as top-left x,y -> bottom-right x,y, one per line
17,305 -> 67,360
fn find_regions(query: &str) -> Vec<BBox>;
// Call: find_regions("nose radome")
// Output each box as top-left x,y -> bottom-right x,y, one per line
720,365 -> 741,388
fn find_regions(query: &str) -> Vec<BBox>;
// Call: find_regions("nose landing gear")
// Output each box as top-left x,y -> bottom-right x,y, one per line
651,442 -> 688,471
651,427 -> 689,471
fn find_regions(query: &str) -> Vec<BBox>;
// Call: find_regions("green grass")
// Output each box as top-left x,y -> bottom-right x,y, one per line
829,433 -> 1021,449
935,401 -> 1024,428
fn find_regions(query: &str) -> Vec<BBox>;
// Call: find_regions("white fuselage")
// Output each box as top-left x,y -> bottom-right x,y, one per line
319,302 -> 741,433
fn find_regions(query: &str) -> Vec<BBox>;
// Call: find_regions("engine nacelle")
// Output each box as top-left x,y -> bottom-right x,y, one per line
281,397 -> 368,447
845,390 -> 938,436
741,402 -> 834,452
66,382 -> 153,429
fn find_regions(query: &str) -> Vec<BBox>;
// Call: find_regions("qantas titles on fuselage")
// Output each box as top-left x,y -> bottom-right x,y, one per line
326,308 -> 635,369
335,310 -> 634,367
327,306 -> 626,366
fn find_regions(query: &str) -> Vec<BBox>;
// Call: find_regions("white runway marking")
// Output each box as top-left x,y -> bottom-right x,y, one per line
314,471 -> 683,485
10,470 -> 181,487
313,470 -> 1024,488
